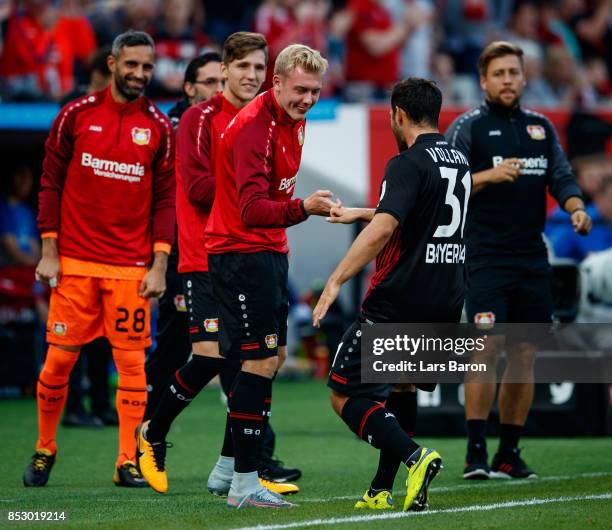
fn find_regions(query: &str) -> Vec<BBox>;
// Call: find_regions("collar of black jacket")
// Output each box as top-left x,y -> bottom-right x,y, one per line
484,99 -> 522,119
413,132 -> 446,145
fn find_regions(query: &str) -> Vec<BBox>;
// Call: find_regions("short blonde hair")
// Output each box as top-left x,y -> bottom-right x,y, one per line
274,44 -> 328,76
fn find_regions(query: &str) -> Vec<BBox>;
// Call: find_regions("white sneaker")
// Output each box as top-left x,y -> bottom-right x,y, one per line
227,485 -> 294,509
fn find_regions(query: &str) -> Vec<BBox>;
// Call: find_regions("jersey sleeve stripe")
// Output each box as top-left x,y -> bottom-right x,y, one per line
448,106 -> 481,149
147,102 -> 174,162
196,106 -> 214,156
56,96 -> 98,145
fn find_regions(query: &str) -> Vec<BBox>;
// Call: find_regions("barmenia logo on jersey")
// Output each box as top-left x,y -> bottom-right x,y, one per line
492,155 -> 548,176
52,322 -> 68,335
131,127 -> 151,145
81,152 -> 144,183
526,125 -> 546,140
204,318 -> 219,333
265,334 -> 278,349
278,176 -> 297,192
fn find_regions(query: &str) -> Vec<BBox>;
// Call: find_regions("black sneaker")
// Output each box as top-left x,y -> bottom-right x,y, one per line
113,460 -> 149,487
23,449 -> 56,487
259,458 -> 302,483
463,443 -> 490,480
490,448 -> 537,479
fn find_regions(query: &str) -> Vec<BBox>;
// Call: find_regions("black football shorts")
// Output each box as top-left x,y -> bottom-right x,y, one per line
181,271 -> 219,344
465,264 -> 553,325
208,252 -> 288,361
327,320 -> 394,402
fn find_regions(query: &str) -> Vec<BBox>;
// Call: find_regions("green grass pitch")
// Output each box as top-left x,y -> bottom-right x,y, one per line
1,380 -> 611,529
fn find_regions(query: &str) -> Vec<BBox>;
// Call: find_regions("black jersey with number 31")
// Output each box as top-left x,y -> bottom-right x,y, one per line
362,133 -> 472,323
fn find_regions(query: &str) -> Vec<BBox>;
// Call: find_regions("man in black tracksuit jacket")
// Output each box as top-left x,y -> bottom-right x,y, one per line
446,41 -> 592,481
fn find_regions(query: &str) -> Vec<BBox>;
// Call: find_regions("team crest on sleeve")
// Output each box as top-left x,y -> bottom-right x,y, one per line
265,334 -> 278,349
131,127 -> 151,145
297,125 -> 304,146
526,125 -> 546,140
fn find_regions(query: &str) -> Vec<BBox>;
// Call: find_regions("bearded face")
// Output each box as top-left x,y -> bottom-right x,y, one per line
110,45 -> 155,101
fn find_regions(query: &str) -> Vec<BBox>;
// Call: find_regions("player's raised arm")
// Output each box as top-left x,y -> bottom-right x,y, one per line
313,212 -> 397,327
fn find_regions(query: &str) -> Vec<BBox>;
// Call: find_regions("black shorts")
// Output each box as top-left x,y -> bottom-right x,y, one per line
327,320 -> 393,402
465,265 -> 553,324
208,252 -> 288,361
182,272 -> 219,344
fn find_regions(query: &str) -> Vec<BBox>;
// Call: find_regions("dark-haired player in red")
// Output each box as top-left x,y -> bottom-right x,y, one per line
23,30 -> 175,488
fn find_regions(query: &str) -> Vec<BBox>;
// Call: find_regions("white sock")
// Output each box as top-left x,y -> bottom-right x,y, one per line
231,471 -> 260,493
215,455 -> 234,474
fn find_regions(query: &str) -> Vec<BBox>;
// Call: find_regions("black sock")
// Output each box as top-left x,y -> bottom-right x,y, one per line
466,419 -> 487,453
498,423 -> 522,454
219,361 -> 239,458
230,371 -> 272,473
341,397 -> 420,466
147,355 -> 224,442
256,396 -> 273,469
371,391 -> 417,491
260,423 -> 276,464
220,390 -> 234,458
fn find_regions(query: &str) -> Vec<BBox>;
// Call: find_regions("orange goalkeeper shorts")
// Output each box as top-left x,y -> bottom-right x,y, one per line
46,275 -> 151,349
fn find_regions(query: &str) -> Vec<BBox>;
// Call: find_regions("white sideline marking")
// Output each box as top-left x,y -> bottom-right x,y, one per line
16,471 -> 606,506
299,471 -> 612,503
232,493 -> 612,530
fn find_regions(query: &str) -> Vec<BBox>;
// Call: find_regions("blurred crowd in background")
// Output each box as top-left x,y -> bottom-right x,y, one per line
0,0 -> 610,105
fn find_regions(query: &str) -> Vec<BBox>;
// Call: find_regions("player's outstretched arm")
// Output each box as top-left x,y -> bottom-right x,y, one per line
313,212 -> 398,327
326,206 -> 375,224
139,251 -> 169,299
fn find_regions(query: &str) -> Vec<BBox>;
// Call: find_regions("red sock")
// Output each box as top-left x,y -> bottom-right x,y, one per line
36,345 -> 80,453
112,348 -> 146,466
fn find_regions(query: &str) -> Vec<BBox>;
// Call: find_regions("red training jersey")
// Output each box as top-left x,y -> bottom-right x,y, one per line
38,87 -> 175,267
205,89 -> 308,254
176,93 -> 239,273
